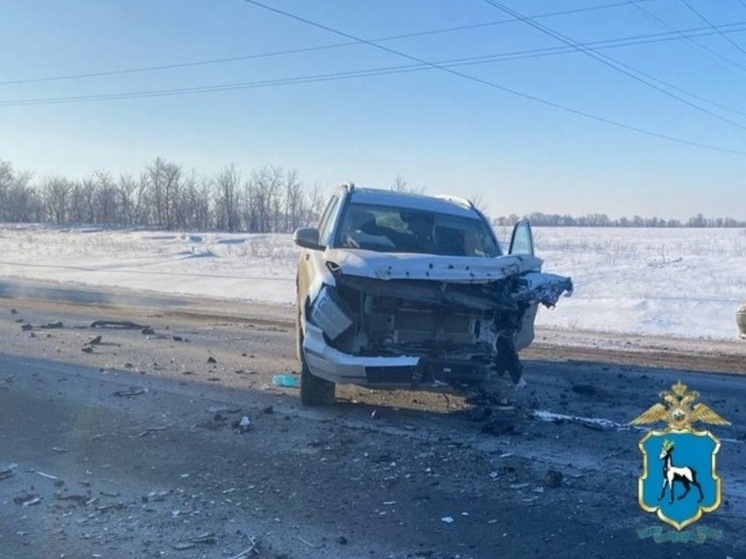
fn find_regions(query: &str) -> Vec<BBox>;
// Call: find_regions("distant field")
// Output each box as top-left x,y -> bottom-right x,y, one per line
0,225 -> 744,340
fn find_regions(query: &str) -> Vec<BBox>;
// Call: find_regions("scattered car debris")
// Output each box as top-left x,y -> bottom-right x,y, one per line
81,346 -> 94,353
85,334 -> 103,345
13,493 -> 42,506
21,323 -> 32,331
207,405 -> 240,414
0,464 -> 17,480
173,532 -> 217,550
207,356 -> 217,364
90,319 -> 146,329
272,374 -> 299,388
234,416 -> 252,433
40,321 -> 63,329
544,470 -> 564,488
113,387 -> 148,397
55,493 -> 90,506
227,536 -> 260,559
141,327 -> 155,335
137,424 -> 173,438
34,471 -> 59,481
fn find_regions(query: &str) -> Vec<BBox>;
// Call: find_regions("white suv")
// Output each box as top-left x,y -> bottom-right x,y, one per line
294,184 -> 572,406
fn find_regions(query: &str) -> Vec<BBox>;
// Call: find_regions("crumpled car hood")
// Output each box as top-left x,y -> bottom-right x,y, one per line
324,248 -> 545,283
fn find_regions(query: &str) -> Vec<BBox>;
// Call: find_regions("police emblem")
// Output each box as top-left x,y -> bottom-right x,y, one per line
630,381 -> 730,530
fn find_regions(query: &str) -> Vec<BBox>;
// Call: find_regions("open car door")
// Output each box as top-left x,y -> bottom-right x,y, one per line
508,219 -> 540,352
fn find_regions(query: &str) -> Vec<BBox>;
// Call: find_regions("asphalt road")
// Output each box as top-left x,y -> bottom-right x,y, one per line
1,282 -> 744,559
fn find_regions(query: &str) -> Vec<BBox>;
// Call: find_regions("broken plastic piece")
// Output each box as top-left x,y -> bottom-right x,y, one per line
272,374 -> 300,388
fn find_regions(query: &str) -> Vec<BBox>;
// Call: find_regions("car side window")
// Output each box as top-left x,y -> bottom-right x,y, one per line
317,195 -> 340,248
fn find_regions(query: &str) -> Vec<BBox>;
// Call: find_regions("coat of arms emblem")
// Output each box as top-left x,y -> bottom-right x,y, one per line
630,381 -> 730,530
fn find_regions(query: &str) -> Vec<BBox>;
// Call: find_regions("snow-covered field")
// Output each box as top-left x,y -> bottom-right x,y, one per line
0,225 -> 744,341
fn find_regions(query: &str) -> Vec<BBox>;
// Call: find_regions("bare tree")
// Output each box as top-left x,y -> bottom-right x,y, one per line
4,170 -> 40,222
117,174 -> 137,227
214,165 -> 241,232
93,170 -> 118,226
43,176 -> 71,225
147,157 -> 182,230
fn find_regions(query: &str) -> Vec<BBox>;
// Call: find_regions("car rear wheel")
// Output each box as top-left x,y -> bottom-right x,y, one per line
297,318 -> 336,406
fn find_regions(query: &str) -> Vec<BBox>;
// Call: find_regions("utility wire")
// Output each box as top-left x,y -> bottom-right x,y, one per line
677,0 -> 746,56
0,0 -> 662,87
480,0 -> 746,131
628,0 -> 746,73
236,0 -> 745,155
4,19 -> 746,119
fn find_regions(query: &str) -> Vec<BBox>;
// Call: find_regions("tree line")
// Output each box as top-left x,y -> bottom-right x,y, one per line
1,158 -> 743,230
493,211 -> 745,228
0,158 -> 325,232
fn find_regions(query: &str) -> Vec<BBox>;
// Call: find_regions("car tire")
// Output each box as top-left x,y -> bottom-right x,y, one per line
297,318 -> 336,406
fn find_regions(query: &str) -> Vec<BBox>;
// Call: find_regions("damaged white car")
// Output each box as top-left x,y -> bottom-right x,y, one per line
294,184 -> 572,406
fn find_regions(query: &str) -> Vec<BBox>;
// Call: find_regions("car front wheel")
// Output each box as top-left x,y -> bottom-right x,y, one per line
298,322 -> 336,406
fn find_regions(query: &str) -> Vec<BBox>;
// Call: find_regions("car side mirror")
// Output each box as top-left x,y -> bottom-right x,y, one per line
294,227 -> 323,250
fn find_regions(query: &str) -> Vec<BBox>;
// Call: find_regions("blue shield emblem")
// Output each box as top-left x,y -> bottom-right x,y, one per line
638,429 -> 721,530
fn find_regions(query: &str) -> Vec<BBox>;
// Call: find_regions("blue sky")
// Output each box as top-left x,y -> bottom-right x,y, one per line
2,0 -> 746,220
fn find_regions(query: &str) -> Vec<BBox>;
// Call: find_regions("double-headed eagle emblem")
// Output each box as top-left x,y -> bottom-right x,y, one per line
630,381 -> 730,431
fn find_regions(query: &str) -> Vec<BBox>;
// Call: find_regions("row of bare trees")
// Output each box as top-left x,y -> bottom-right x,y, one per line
0,158 -> 327,232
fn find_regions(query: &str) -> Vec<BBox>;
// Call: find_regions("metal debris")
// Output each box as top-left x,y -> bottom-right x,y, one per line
34,471 -> 59,481
113,387 -> 148,397
0,464 -> 17,480
13,494 -> 42,506
137,424 -> 173,438
90,320 -> 145,329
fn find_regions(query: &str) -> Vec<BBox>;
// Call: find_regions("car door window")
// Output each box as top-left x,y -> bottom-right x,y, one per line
509,219 -> 534,256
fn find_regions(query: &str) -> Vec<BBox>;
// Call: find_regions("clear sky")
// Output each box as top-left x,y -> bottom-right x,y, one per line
2,0 -> 746,220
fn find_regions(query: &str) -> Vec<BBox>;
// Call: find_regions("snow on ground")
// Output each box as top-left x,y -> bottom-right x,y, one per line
0,224 -> 744,341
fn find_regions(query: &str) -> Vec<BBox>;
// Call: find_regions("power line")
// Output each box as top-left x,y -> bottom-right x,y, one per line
678,0 -> 746,56
0,0 -> 662,87
4,19 -> 746,118
235,0 -> 746,155
628,0 -> 746,73
479,0 -> 746,131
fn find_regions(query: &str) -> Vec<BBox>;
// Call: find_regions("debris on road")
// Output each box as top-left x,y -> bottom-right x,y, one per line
207,356 -> 217,364
544,469 -> 564,488
173,532 -> 217,550
34,471 -> 59,481
13,493 -> 42,507
271,374 -> 299,388
85,334 -> 103,345
41,321 -> 63,329
90,319 -> 145,330
0,464 -> 17,480
137,424 -> 173,438
234,416 -> 252,433
113,387 -> 148,397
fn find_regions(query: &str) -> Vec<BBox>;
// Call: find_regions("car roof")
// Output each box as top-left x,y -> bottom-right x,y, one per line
346,187 -> 479,219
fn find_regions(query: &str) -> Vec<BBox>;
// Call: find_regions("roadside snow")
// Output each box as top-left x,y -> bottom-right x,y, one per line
0,225 -> 743,341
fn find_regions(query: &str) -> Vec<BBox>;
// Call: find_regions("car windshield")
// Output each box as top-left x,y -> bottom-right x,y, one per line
335,203 -> 501,257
